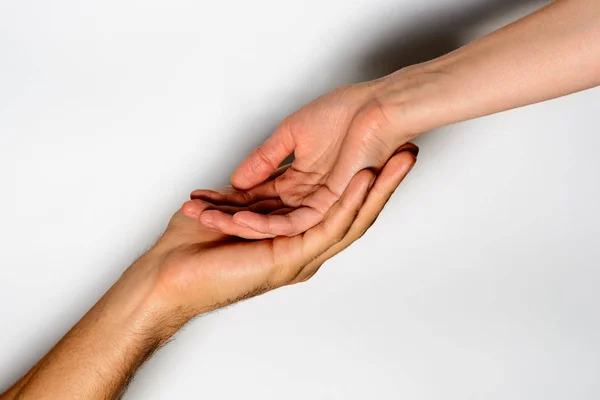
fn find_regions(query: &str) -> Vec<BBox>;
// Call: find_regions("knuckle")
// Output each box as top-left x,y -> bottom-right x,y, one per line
351,100 -> 397,156
331,232 -> 345,244
362,97 -> 394,130
251,146 -> 277,174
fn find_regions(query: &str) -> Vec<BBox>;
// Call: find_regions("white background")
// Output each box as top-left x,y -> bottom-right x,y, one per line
1,0 -> 599,398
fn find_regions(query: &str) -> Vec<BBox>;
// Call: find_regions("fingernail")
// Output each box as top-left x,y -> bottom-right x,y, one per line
183,204 -> 200,218
186,210 -> 200,219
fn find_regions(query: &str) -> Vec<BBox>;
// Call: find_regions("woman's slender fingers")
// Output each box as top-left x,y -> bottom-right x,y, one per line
200,199 -> 286,216
230,122 -> 296,190
231,206 -> 323,237
190,163 -> 290,205
190,178 -> 278,206
182,199 -> 283,240
199,210 -> 276,240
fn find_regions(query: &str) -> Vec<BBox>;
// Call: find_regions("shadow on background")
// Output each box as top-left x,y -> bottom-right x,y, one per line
0,0 -> 550,393
358,0 -> 547,80
224,0 -> 549,174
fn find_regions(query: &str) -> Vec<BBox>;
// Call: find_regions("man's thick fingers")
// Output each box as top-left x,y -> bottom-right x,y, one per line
294,148 -> 417,277
301,169 -> 374,258
275,170 -> 373,284
231,123 -> 295,190
356,150 -> 416,233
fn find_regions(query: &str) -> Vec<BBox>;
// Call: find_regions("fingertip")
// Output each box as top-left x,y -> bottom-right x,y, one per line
230,170 -> 254,190
231,157 -> 273,190
369,150 -> 416,199
334,169 -> 376,213
350,169 -> 377,199
182,200 -> 202,219
396,142 -> 419,158
393,149 -> 418,174
231,211 -> 255,228
199,210 -> 221,228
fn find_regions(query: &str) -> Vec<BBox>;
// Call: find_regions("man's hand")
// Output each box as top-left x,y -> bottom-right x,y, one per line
1,149 -> 416,400
148,148 -> 416,317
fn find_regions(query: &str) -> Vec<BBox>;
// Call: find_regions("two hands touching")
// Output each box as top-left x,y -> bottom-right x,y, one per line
183,79 -> 423,239
5,35 -> 429,400
159,148 -> 417,318
4,1 -> 600,398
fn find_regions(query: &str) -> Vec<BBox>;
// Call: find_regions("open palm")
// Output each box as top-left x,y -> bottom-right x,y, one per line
186,82 -> 418,239
154,150 -> 415,315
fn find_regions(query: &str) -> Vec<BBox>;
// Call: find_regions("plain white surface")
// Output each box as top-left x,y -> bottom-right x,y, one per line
1,0 -> 599,398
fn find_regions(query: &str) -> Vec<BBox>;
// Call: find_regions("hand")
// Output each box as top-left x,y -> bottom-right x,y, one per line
0,150 -> 415,400
185,78 -> 422,238
185,0 -> 600,240
144,149 -> 416,320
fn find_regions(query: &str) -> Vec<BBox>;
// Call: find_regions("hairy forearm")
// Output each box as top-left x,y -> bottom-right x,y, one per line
1,255 -> 181,400
382,0 -> 600,136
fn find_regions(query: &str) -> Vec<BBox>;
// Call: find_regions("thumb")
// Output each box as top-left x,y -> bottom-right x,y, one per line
231,122 -> 295,190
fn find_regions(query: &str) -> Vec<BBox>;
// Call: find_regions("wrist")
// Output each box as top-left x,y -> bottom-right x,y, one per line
371,59 -> 461,140
5,252 -> 187,400
111,250 -> 191,344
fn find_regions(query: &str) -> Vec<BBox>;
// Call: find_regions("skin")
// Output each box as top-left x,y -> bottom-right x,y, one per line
3,0 -> 599,397
0,150 -> 416,400
185,0 -> 600,238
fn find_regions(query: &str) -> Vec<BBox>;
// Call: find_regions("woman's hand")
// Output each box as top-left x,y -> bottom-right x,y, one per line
185,0 -> 600,239
184,77 -> 421,238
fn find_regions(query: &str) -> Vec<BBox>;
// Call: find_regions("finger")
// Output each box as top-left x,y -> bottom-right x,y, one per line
272,169 -> 374,284
269,207 -> 295,215
199,209 -> 276,240
181,199 -> 213,219
394,142 -> 419,155
200,198 -> 286,216
192,171 -> 372,298
191,179 -> 278,206
230,122 -> 295,190
228,144 -> 415,237
195,202 -> 294,239
232,206 -> 323,237
299,169 -> 374,261
182,198 -> 278,239
343,148 -> 416,242
291,149 -> 417,283
189,164 -> 290,203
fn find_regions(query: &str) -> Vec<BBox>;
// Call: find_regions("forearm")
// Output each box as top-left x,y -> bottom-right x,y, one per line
1,255 -> 181,400
383,0 -> 600,136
